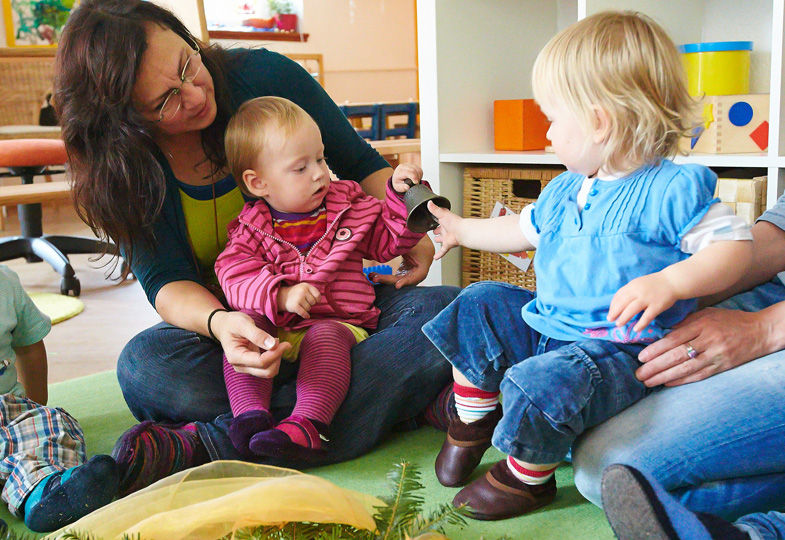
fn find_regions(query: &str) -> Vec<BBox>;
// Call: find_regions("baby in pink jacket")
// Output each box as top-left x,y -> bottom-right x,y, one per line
215,96 -> 425,461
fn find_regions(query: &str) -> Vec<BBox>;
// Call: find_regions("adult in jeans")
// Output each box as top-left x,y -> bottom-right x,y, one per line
54,0 -> 456,495
572,193 -> 785,519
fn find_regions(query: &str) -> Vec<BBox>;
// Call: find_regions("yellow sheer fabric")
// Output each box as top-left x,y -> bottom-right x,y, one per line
45,461 -> 380,540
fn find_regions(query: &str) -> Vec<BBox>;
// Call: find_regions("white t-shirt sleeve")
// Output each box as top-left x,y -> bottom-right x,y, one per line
680,203 -> 752,254
518,204 -> 539,248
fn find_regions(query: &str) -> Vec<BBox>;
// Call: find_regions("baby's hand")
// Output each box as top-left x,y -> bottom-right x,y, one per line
391,163 -> 424,193
428,201 -> 463,260
607,272 -> 678,332
278,283 -> 321,318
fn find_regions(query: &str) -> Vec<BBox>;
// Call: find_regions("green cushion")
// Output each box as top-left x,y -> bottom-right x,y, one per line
0,371 -> 614,539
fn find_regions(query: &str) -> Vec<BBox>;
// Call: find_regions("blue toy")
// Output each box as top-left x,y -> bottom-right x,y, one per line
362,264 -> 393,284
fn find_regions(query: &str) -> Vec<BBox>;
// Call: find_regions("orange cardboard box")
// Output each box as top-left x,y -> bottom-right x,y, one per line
494,99 -> 550,151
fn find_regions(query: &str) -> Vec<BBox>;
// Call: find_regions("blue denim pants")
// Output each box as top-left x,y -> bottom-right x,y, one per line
422,281 -> 652,464
116,284 -> 458,467
573,277 -> 785,521
737,511 -> 785,540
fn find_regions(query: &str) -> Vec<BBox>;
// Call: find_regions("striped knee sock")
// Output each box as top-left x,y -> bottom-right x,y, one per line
223,355 -> 273,416
453,382 -> 499,424
290,321 -> 355,429
507,456 -> 557,485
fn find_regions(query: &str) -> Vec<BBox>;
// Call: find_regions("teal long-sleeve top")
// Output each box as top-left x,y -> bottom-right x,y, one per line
128,48 -> 390,307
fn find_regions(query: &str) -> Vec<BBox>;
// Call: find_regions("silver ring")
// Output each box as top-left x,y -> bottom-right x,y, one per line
684,343 -> 698,360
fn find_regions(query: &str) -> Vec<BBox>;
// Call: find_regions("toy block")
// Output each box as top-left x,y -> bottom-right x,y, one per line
494,99 -> 550,151
683,94 -> 769,154
714,176 -> 767,224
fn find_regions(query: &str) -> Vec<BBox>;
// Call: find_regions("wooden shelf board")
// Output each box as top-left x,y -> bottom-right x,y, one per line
440,152 -> 772,168
208,30 -> 308,42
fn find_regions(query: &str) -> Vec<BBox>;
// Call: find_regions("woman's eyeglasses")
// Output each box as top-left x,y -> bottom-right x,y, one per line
156,38 -> 203,123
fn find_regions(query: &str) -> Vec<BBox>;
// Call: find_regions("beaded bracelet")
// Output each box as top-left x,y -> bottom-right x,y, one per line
207,308 -> 229,341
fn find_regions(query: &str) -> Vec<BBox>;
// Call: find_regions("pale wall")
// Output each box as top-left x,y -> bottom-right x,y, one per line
212,0 -> 418,104
0,0 -> 419,105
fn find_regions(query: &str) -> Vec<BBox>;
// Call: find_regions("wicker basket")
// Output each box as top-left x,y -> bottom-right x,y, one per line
0,56 -> 55,127
462,165 -> 565,289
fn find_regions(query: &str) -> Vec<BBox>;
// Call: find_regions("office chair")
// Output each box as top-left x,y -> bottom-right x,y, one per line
0,138 -> 114,296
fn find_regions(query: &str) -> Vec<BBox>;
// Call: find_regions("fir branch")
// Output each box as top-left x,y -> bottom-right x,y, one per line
225,522 -> 371,540
373,461 -> 427,540
60,532 -> 141,540
408,502 -> 469,537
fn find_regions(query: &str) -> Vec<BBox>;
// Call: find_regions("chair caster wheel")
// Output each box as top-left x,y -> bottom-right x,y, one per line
60,276 -> 81,297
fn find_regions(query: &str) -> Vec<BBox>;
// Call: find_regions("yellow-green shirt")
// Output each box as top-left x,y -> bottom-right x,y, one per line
177,175 -> 245,284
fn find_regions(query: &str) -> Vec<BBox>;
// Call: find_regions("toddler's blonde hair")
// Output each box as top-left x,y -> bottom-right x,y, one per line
532,11 -> 696,173
225,96 -> 315,195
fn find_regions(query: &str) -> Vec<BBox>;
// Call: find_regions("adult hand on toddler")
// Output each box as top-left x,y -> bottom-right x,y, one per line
428,201 -> 462,260
279,282 -> 321,318
213,310 -> 290,378
391,163 -> 424,193
636,307 -> 768,387
607,272 -> 678,332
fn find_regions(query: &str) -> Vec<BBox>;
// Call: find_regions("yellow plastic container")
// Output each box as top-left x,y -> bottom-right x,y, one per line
679,41 -> 752,96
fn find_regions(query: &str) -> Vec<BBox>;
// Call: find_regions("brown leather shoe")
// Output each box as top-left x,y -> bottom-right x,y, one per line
435,404 -> 502,487
453,459 -> 557,520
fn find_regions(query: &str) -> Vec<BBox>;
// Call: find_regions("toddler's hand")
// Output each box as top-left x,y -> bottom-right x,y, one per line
391,163 -> 424,193
278,283 -> 321,318
608,272 -> 678,332
428,201 -> 463,260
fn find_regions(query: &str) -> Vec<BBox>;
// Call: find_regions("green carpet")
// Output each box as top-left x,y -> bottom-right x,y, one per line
0,371 -> 614,539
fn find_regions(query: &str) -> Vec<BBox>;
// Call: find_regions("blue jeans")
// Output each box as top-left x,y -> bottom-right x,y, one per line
422,281 -> 652,464
737,511 -> 785,540
573,278 -> 785,520
116,284 -> 458,467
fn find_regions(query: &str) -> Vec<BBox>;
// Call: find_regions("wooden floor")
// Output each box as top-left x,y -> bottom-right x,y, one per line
1,201 -> 161,383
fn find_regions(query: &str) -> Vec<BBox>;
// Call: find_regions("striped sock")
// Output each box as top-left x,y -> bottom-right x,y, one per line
111,421 -> 209,497
223,354 -> 273,416
507,456 -> 557,485
290,321 -> 354,425
453,382 -> 499,424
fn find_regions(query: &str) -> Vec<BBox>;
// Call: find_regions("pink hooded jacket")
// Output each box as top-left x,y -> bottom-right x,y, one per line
215,179 -> 425,330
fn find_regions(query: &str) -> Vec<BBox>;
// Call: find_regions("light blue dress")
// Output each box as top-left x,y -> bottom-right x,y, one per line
524,160 -> 717,342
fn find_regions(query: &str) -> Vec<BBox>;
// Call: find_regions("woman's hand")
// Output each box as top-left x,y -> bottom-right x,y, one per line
636,307 -> 768,387
370,235 -> 435,288
211,310 -> 291,378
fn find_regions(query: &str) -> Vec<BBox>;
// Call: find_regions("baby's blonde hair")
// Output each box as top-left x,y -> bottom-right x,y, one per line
225,96 -> 315,195
532,11 -> 696,173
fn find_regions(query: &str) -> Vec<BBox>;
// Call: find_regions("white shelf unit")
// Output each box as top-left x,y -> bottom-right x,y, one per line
417,0 -> 785,287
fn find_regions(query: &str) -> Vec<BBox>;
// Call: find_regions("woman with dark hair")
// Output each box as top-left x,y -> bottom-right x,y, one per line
54,0 -> 457,496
